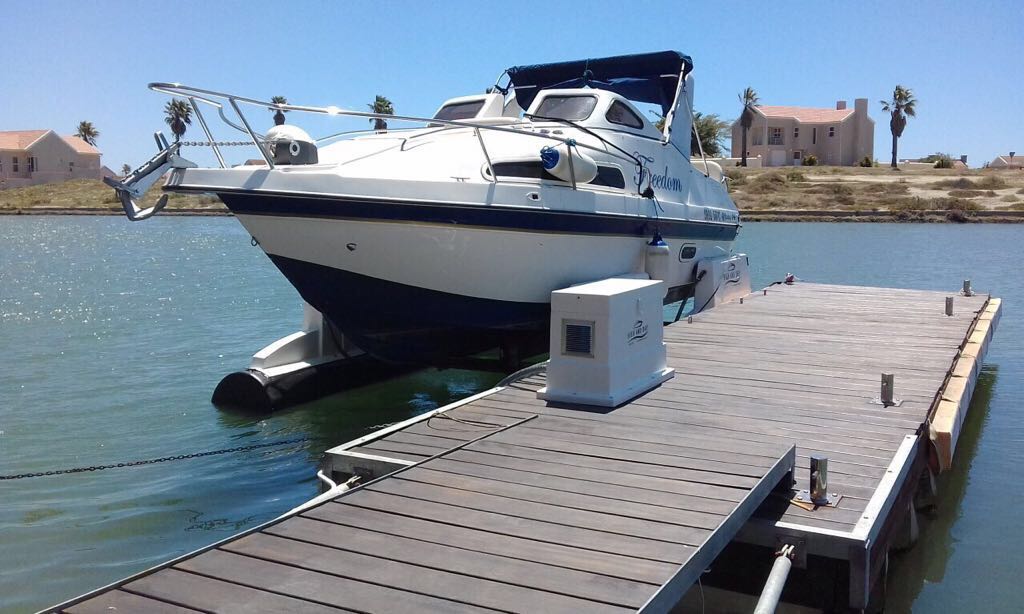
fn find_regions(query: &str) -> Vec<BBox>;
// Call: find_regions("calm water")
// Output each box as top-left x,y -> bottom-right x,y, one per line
1,218 -> 1021,612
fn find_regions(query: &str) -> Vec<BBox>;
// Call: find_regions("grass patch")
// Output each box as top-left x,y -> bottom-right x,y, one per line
785,170 -> 807,183
1001,195 -> 1021,203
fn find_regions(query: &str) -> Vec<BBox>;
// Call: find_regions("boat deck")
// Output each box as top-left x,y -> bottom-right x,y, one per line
54,282 -> 997,613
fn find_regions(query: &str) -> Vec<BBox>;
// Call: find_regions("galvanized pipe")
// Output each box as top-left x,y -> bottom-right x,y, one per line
754,545 -> 795,614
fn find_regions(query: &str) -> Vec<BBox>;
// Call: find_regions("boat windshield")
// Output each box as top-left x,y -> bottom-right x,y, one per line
533,95 -> 598,121
433,100 -> 485,121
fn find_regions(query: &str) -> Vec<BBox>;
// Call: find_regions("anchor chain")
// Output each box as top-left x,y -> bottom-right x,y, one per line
178,140 -> 268,147
0,437 -> 310,480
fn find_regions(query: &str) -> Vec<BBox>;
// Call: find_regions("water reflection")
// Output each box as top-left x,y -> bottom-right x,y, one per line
885,365 -> 999,608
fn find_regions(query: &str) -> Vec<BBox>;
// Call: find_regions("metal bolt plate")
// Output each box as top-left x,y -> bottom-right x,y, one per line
792,489 -> 843,508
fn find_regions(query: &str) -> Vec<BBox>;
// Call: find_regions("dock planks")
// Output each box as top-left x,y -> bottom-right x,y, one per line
53,283 -> 994,613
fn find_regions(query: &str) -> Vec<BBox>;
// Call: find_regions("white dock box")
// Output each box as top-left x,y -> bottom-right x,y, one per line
537,277 -> 674,407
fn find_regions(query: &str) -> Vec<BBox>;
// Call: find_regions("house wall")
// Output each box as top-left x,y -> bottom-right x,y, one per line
0,132 -> 102,189
730,99 -> 875,167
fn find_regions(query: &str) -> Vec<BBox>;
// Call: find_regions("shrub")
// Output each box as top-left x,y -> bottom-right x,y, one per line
1017,187 -> 1024,195
1001,195 -> 1020,203
785,170 -> 807,182
933,156 -> 954,169
746,173 -> 788,194
976,175 -> 1007,190
802,154 -> 818,166
946,209 -> 971,223
934,197 -> 981,211
859,155 -> 874,167
724,168 -> 746,186
889,197 -> 929,212
948,190 -> 990,198
863,182 -> 909,195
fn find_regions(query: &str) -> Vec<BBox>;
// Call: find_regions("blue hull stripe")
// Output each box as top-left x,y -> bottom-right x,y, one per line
211,190 -> 739,240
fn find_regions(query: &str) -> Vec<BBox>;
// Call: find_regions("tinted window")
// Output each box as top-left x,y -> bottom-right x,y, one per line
489,161 -> 624,189
434,100 -> 485,121
605,101 -> 644,129
533,95 -> 598,121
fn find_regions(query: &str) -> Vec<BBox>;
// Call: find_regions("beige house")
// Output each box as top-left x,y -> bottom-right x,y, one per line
731,99 -> 874,167
0,130 -> 102,189
990,154 -> 1022,169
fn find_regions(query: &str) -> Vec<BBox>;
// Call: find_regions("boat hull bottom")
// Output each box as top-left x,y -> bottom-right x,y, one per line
267,255 -> 550,366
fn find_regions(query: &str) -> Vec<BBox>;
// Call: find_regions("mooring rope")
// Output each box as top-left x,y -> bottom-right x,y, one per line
0,437 -> 311,480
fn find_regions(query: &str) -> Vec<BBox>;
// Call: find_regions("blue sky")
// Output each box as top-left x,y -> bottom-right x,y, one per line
2,1 -> 1021,169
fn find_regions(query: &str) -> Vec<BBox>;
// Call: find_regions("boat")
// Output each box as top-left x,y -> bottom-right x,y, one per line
108,51 -> 740,367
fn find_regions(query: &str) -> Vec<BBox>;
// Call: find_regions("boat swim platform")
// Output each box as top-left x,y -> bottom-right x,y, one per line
51,282 -> 999,613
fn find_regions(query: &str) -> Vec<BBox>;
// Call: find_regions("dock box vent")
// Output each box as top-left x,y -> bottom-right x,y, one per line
538,277 -> 674,407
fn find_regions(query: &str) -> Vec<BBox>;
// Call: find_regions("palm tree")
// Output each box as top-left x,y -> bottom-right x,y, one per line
691,112 -> 731,158
75,121 -> 99,146
270,95 -> 288,126
880,85 -> 917,168
163,99 -> 192,143
367,95 -> 394,131
738,87 -> 759,167
121,163 -> 132,177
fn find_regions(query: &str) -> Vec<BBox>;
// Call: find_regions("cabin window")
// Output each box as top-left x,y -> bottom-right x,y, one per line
12,156 -> 18,172
769,127 -> 783,146
433,100 -> 485,121
605,101 -> 644,129
829,126 -> 835,138
533,95 -> 598,121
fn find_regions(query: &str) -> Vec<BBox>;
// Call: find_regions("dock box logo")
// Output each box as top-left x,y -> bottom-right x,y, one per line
627,319 -> 649,345
722,262 -> 741,285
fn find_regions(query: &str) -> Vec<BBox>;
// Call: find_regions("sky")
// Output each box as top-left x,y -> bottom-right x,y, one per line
2,0 -> 1021,170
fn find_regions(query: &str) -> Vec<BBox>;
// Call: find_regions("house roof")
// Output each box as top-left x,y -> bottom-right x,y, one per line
756,105 -> 854,123
0,129 -> 101,154
61,135 -> 101,155
0,129 -> 49,150
994,155 -> 1022,165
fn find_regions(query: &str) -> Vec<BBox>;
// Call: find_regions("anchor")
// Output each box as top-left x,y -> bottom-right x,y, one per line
103,132 -> 197,221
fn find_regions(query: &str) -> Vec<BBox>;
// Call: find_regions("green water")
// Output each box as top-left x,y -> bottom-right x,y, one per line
1,218 -> 1021,612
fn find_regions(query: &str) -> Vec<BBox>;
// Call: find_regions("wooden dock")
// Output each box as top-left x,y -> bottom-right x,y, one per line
51,282 -> 999,613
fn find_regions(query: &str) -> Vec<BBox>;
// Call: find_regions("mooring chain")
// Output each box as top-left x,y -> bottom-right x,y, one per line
0,437 -> 310,480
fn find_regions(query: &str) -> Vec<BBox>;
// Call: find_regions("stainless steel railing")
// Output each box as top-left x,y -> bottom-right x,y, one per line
147,82 -> 639,186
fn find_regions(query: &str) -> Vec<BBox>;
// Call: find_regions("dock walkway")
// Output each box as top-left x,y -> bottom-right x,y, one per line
54,283 -> 998,613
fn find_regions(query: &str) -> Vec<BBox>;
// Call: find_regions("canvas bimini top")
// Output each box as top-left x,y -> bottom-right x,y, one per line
505,50 -> 693,115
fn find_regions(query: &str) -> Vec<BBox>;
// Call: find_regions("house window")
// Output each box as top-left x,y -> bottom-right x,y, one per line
12,156 -> 18,173
28,157 -> 37,172
829,126 -> 835,138
769,127 -> 784,146
812,128 -> 817,145
69,161 -> 74,172
793,127 -> 799,140
752,132 -> 763,146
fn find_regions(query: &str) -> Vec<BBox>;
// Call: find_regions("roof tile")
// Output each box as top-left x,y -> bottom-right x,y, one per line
757,105 -> 854,123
